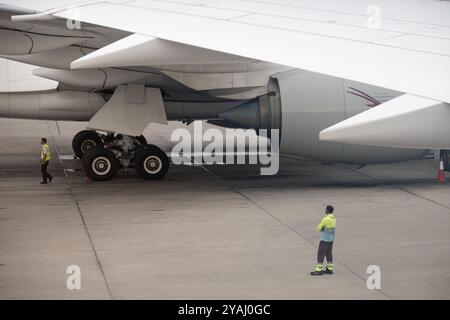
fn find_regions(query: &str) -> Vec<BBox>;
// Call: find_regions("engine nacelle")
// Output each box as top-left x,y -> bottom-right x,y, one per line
274,69 -> 428,164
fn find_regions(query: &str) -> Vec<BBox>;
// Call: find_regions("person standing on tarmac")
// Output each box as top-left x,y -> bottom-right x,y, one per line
311,205 -> 336,276
40,138 -> 53,184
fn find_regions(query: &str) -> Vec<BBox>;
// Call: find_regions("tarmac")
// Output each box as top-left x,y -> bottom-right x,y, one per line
0,118 -> 449,299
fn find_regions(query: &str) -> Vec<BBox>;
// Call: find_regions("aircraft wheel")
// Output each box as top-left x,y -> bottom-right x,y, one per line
82,147 -> 119,181
72,130 -> 103,158
135,145 -> 169,180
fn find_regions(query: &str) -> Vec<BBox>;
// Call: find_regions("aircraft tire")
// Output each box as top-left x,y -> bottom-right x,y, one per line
82,147 -> 119,181
135,145 -> 169,180
72,130 -> 103,158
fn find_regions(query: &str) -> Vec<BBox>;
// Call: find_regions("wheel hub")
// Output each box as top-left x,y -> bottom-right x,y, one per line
81,139 -> 96,153
144,156 -> 162,174
92,156 -> 111,175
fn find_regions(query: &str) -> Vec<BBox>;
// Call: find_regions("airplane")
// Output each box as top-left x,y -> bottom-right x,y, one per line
0,0 -> 449,181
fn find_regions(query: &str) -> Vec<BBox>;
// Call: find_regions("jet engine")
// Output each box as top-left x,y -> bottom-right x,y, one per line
212,69 -> 429,165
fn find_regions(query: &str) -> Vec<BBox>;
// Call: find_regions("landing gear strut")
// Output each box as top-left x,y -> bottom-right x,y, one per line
77,131 -> 169,181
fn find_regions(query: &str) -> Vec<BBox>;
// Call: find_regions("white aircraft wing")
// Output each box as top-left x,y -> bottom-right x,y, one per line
2,0 -> 450,148
4,0 -> 449,104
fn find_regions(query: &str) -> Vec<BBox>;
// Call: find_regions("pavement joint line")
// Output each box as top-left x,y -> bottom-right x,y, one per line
46,122 -> 114,300
396,186 -> 450,213
344,165 -> 450,214
199,164 -> 392,299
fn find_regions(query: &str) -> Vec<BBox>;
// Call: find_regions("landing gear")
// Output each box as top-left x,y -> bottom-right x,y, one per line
79,132 -> 169,181
135,145 -> 170,180
72,130 -> 103,158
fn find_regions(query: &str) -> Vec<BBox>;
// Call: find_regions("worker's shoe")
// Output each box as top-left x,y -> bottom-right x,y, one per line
311,264 -> 324,276
49,176 -> 53,183
324,268 -> 333,275
40,181 -> 48,184
324,263 -> 334,274
310,270 -> 324,276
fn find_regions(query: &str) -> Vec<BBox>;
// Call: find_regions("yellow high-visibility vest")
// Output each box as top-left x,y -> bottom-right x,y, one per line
42,143 -> 52,161
317,214 -> 336,242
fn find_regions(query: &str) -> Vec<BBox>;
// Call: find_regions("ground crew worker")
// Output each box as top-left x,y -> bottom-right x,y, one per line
40,137 -> 53,184
310,205 -> 336,276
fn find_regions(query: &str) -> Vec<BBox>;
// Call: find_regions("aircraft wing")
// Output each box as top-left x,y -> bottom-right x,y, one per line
1,0 -> 450,148
4,0 -> 449,103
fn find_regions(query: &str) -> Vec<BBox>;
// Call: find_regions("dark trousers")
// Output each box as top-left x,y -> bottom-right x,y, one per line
41,161 -> 53,183
317,240 -> 333,264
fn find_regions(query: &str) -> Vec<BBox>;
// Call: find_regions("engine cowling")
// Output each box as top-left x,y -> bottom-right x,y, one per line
274,69 -> 429,164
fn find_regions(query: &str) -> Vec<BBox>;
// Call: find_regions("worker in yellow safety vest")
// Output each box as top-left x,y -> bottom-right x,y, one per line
40,138 -> 53,184
311,205 -> 336,276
